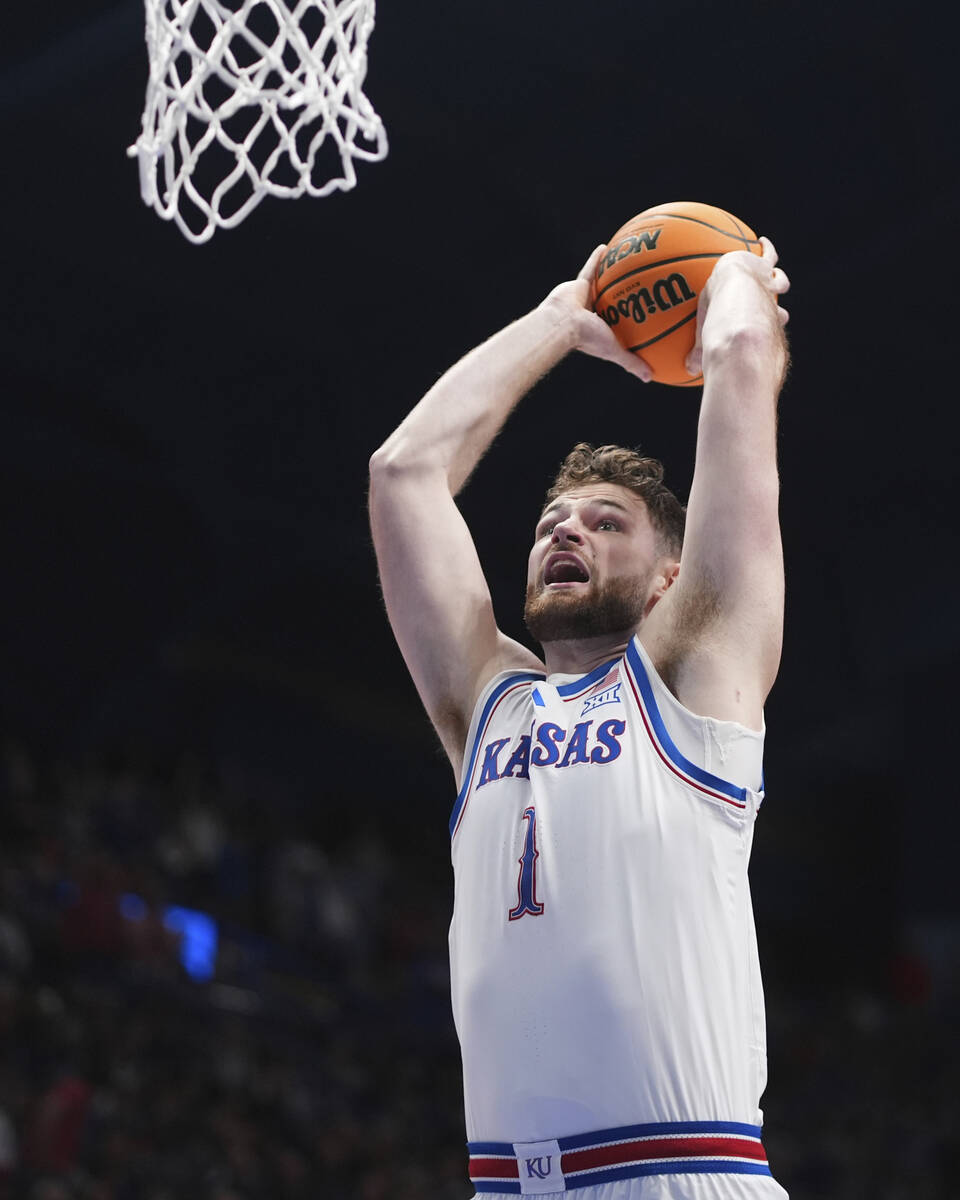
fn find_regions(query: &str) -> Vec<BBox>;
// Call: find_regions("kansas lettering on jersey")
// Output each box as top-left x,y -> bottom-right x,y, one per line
448,636 -> 777,1178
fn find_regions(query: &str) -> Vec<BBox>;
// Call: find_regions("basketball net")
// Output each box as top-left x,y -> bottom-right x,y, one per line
128,0 -> 388,243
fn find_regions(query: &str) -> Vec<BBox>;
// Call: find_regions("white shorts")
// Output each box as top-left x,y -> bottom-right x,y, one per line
474,1174 -> 789,1200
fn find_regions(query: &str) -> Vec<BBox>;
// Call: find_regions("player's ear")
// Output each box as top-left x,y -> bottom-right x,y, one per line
657,559 -> 676,592
645,559 -> 680,613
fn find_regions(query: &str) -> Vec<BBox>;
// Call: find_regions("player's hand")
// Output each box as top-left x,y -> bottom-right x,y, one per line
539,245 -> 653,383
685,236 -> 789,378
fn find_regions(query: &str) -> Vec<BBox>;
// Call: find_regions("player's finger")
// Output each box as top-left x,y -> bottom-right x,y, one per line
612,345 -> 653,382
777,306 -> 790,326
685,287 -> 711,377
600,335 -> 652,382
633,354 -> 653,383
771,267 -> 790,294
577,244 -> 606,283
685,306 -> 705,376
759,235 -> 779,267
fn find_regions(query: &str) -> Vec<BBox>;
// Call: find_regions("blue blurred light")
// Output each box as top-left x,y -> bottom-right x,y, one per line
163,905 -> 218,981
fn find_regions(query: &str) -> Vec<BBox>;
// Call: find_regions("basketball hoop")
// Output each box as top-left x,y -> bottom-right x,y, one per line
128,0 -> 388,244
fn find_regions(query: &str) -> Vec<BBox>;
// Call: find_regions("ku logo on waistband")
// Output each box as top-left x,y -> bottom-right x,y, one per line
511,1138 -> 562,1195
526,1155 -> 552,1179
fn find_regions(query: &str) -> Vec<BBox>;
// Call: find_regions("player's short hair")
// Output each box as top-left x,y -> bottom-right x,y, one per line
545,443 -> 685,557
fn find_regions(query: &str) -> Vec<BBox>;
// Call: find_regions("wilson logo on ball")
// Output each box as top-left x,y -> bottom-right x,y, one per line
599,272 -> 696,328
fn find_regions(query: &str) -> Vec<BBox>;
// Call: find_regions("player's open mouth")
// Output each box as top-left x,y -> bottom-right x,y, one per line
543,553 -> 590,586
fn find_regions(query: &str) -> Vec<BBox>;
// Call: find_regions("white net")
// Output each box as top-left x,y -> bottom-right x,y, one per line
128,0 -> 388,244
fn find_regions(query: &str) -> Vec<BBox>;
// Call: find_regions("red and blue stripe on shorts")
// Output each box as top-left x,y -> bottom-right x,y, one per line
468,1119 -> 772,1192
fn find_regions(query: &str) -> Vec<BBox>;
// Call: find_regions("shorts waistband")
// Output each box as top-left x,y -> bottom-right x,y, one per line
468,1120 -> 771,1194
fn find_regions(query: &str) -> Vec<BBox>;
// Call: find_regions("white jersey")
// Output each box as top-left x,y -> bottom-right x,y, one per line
449,635 -> 786,1195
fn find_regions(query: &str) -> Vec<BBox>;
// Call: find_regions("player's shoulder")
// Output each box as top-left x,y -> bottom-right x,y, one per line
445,634 -> 544,779
470,633 -> 544,704
627,631 -> 765,797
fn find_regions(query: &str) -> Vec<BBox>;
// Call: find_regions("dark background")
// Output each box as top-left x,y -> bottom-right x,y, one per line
0,2 -> 957,1196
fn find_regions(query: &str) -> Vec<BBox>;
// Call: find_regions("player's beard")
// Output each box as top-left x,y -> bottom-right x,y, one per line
523,570 -> 653,645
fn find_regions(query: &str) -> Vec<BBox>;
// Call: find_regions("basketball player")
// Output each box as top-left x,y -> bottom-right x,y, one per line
369,235 -> 790,1198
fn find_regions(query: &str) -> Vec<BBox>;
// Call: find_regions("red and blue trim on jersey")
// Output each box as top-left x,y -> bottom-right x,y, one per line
468,1120 -> 771,1191
450,643 -> 758,838
623,638 -> 754,808
450,671 -> 545,838
550,656 -> 620,702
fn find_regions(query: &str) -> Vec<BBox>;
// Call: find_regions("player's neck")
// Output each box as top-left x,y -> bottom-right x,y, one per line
541,629 -> 635,678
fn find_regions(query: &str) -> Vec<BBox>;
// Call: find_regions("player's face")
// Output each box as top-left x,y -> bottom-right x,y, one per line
524,484 -> 671,644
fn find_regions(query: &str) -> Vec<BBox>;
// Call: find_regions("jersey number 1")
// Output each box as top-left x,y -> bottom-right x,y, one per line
509,806 -> 544,920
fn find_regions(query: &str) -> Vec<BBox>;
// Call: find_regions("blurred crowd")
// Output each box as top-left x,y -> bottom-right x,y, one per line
0,735 -> 956,1199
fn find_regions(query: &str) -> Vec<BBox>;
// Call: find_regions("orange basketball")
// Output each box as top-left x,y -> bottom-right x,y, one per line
591,201 -> 762,386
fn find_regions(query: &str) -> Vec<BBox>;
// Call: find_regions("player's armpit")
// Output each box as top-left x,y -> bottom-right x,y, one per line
643,325 -> 786,727
646,576 -> 782,731
368,457 -> 542,775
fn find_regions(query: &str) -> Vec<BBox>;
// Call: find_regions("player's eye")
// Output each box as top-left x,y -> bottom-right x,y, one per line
597,519 -> 619,531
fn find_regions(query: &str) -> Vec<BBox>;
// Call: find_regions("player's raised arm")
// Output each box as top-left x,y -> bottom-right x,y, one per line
644,237 -> 790,729
368,248 -> 650,773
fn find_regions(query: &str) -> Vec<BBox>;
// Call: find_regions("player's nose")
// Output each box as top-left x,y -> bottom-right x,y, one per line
551,518 -> 583,545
